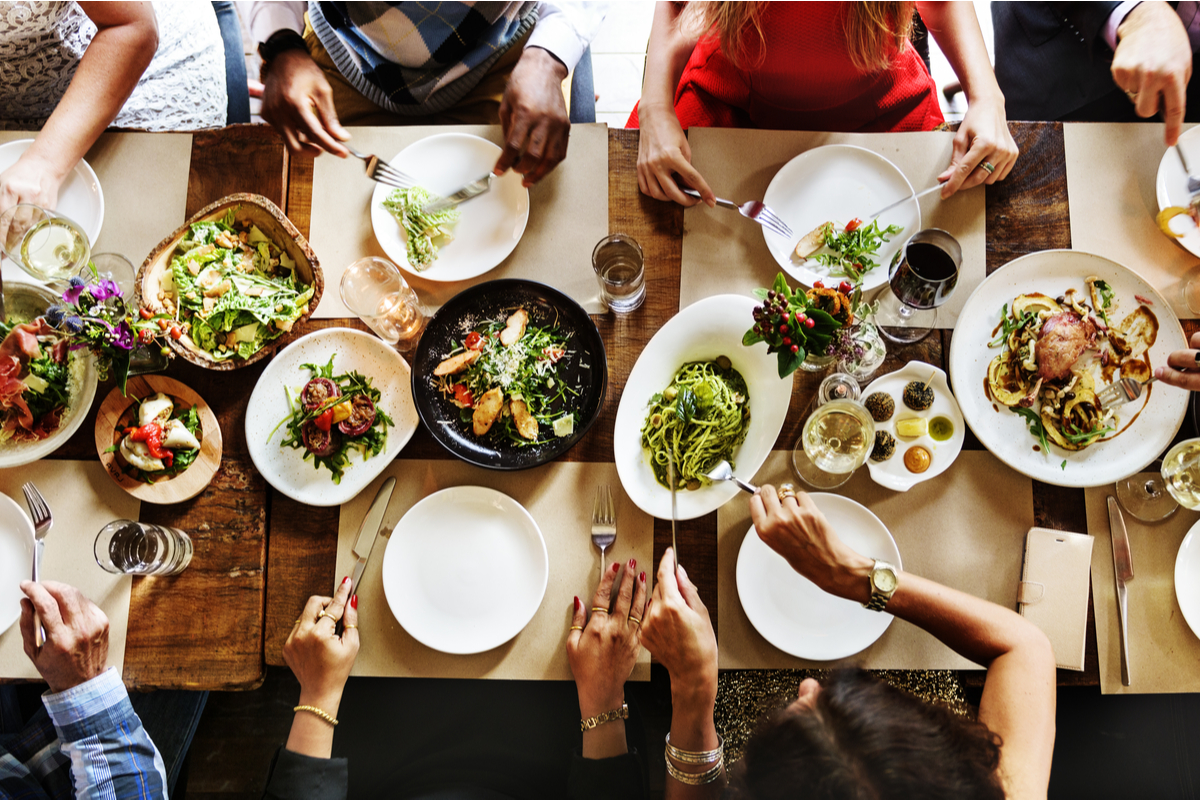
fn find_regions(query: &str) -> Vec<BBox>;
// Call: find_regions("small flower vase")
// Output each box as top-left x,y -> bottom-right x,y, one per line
799,351 -> 836,373
835,320 -> 887,382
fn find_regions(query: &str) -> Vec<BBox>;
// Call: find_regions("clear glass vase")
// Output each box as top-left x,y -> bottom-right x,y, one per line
835,320 -> 887,383
799,351 -> 836,373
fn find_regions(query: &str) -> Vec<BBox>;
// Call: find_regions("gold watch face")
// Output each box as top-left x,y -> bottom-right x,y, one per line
872,566 -> 898,593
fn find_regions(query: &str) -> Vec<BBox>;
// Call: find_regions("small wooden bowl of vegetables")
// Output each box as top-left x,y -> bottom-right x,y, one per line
95,375 -> 222,504
136,193 -> 323,370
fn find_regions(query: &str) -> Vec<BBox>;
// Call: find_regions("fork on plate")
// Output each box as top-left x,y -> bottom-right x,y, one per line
1177,144 -> 1200,196
681,188 -> 793,238
591,485 -> 617,579
22,481 -> 52,647
345,146 -> 413,190
1097,376 -> 1156,410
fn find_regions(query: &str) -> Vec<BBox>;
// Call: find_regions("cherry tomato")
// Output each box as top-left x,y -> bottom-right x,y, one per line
138,329 -> 155,345
314,408 -> 334,432
838,281 -> 853,294
845,218 -> 862,232
139,308 -> 154,320
169,325 -> 182,340
813,280 -> 825,289
452,384 -> 474,407
852,262 -> 863,273
465,332 -> 484,351
542,345 -> 565,363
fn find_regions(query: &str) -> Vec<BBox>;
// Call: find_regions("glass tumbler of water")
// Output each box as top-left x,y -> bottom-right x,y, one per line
592,233 -> 645,312
94,520 -> 193,576
340,257 -> 427,350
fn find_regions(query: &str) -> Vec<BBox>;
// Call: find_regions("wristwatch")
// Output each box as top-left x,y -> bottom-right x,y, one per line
864,560 -> 898,611
257,30 -> 308,80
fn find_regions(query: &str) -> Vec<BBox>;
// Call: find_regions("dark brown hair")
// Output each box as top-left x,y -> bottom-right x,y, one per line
727,670 -> 1005,800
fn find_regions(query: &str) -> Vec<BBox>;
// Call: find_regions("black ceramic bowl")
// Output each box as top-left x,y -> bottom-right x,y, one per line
411,279 -> 607,469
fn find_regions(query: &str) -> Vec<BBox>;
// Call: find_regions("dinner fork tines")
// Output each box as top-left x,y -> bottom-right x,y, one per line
22,482 -> 52,647
1177,144 -> 1200,195
345,146 -> 413,190
681,188 -> 793,238
591,485 -> 617,579
1097,376 -> 1156,410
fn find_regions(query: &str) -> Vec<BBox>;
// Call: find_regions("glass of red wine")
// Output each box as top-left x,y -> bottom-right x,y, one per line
876,228 -> 961,344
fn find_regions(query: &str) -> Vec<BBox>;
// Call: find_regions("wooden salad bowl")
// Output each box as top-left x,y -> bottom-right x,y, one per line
95,375 -> 222,504
135,193 -> 323,370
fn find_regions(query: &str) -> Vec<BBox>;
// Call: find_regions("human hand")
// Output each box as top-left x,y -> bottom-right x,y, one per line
19,581 -> 109,693
1155,331 -> 1200,390
283,576 -> 359,712
749,485 -> 873,602
495,47 -> 570,187
635,103 -> 713,207
639,549 -> 717,702
568,558 -> 648,717
260,49 -> 350,158
0,152 -> 65,217
1113,1 -> 1193,146
937,95 -> 1019,197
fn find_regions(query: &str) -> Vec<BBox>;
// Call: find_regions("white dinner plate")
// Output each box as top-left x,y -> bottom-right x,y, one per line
370,133 -> 529,282
0,138 -> 103,245
761,144 -> 920,292
1155,126 -> 1200,256
0,491 -> 34,637
614,294 -> 793,520
862,362 -> 965,492
737,493 -> 900,660
1176,520 -> 1200,643
381,486 -> 548,654
948,250 -> 1188,488
245,329 -> 420,507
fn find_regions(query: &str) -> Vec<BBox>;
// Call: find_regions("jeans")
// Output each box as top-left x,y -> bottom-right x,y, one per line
212,1 -> 251,124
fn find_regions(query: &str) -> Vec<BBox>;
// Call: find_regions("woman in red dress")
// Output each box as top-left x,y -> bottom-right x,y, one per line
634,2 -> 1018,207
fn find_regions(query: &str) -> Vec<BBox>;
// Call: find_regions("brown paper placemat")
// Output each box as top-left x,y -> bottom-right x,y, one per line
718,450 -> 1033,670
1085,488 -> 1200,694
336,460 -> 651,680
0,131 -> 192,283
0,461 -> 140,679
1064,122 -> 1198,319
681,128 -> 985,325
308,124 -> 608,318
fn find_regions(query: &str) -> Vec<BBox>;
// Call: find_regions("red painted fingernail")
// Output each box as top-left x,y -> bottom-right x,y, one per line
342,576 -> 351,585
574,596 -> 581,610
640,571 -> 646,582
612,562 -> 620,573
350,594 -> 358,609
628,558 -> 636,569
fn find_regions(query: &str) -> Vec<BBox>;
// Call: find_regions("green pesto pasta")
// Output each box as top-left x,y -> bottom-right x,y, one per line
641,359 -> 751,490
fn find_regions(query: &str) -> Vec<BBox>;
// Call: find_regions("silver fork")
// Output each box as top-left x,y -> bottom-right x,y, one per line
681,188 -> 793,238
705,460 -> 760,494
1098,376 -> 1156,410
345,146 -> 413,190
22,482 -> 51,647
591,485 -> 617,579
1177,144 -> 1200,195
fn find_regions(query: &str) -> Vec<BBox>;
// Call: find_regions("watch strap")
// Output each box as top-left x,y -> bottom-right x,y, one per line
258,30 -> 309,79
864,560 -> 898,612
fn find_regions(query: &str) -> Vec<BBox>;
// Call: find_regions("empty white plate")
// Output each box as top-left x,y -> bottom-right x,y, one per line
0,491 -> 34,637
381,486 -> 548,654
736,493 -> 901,661
1176,520 -> 1200,642
761,144 -> 920,292
370,133 -> 529,282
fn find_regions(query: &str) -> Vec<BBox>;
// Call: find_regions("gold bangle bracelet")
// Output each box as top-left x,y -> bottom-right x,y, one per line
665,757 -> 724,786
294,704 -> 338,727
580,702 -> 628,732
665,732 -> 724,765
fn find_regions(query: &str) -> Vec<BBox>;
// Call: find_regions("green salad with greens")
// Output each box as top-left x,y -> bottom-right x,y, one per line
382,186 -> 461,271
167,210 -> 314,362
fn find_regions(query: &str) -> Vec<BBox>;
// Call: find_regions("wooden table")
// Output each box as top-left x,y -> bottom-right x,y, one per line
64,122 -> 1193,690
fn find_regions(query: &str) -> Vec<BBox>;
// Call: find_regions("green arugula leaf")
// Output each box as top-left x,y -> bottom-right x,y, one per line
1012,407 -> 1050,453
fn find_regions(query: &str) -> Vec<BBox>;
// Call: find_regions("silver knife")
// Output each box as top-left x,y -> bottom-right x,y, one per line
347,477 -> 396,596
421,173 -> 493,214
1107,496 -> 1135,686
667,452 -> 679,572
865,181 -> 945,221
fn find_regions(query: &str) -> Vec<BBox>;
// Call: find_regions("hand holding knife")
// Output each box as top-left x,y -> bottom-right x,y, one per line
338,477 -> 396,633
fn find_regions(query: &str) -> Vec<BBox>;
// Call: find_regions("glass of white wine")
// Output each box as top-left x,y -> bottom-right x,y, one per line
1116,439 -> 1200,521
1162,438 -> 1200,510
792,397 -> 876,490
0,203 -> 91,285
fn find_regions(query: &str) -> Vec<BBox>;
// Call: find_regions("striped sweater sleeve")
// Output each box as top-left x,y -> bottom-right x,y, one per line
41,667 -> 169,800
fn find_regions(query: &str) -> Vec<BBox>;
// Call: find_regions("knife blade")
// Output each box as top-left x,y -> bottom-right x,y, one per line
865,181 -> 945,222
421,173 -> 493,214
667,452 -> 679,572
347,477 -> 396,596
1107,496 -> 1135,686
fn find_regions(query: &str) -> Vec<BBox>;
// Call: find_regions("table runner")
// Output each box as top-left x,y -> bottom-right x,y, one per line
0,461 -> 140,680
1064,122 -> 1198,320
335,461 -> 651,680
718,450 -> 1033,670
307,124 -> 609,318
680,128 -> 986,325
1085,487 -> 1200,694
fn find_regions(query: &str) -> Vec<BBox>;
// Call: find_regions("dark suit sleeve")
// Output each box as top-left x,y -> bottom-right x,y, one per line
567,750 -> 647,800
263,747 -> 349,800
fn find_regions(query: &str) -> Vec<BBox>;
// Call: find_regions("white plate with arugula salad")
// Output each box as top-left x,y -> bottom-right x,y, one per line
370,133 -> 529,282
246,329 -> 420,506
761,144 -> 919,292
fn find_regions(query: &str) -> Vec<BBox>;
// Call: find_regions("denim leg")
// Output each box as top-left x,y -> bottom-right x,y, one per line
129,690 -> 209,796
212,1 -> 251,123
569,46 -> 596,124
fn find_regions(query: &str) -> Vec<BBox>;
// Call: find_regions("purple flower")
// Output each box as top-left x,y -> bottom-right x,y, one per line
111,321 -> 134,350
87,280 -> 121,302
45,305 -> 64,327
62,276 -> 86,305
63,315 -> 83,335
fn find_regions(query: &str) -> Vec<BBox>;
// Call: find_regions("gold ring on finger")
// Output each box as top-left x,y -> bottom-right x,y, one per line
629,616 -> 642,626
317,609 -> 337,623
343,623 -> 357,630
980,161 -> 995,174
1126,89 -> 1138,102
777,483 -> 797,501
569,625 -> 584,631
590,607 -> 608,614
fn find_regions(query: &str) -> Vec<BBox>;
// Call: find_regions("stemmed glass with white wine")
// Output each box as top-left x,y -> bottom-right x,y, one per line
792,374 -> 876,490
1116,438 -> 1200,521
0,203 -> 91,285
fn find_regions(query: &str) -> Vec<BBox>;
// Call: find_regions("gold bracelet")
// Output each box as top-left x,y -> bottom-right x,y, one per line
580,702 -> 628,732
665,756 -> 724,786
294,704 -> 338,727
665,731 -> 724,765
